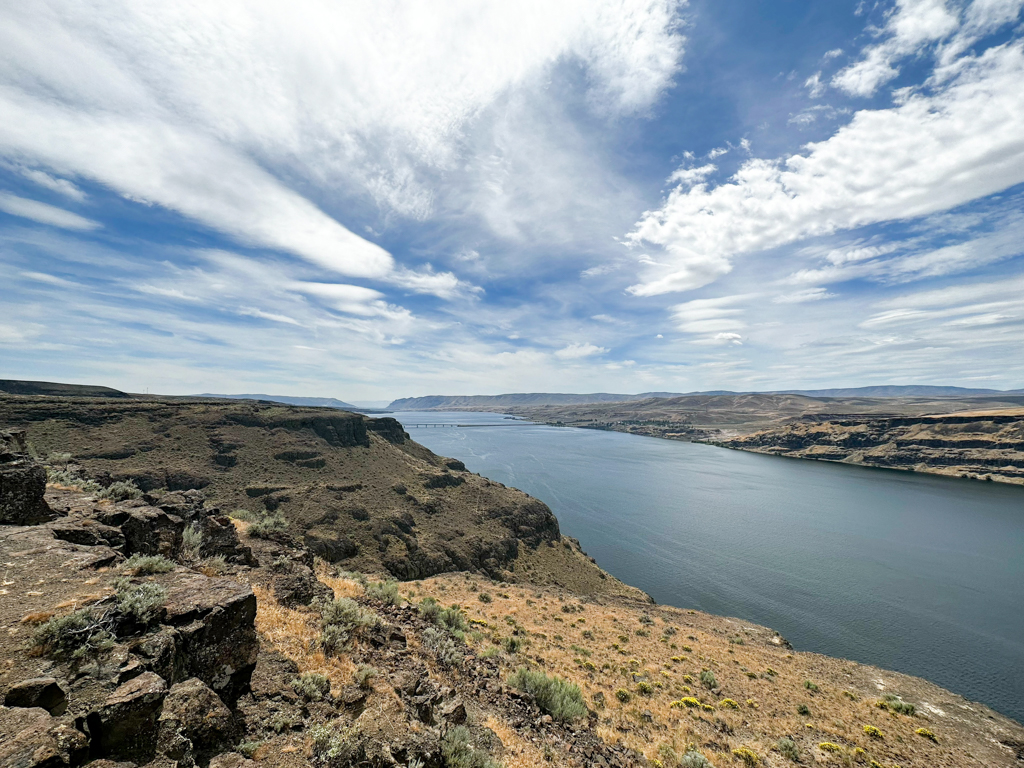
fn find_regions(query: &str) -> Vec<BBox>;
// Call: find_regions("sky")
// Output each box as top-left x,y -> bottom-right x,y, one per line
1,0 -> 1023,400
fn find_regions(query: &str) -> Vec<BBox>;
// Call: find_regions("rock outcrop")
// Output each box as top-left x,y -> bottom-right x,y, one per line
0,429 -> 54,525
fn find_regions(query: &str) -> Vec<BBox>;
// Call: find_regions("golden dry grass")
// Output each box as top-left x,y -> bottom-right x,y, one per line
251,584 -> 355,690
405,573 -> 997,768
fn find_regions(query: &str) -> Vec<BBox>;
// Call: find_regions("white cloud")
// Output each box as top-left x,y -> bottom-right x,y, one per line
0,0 -> 685,279
0,192 -> 99,230
555,342 -> 609,359
387,265 -> 481,300
18,168 -> 86,200
772,287 -> 836,303
804,71 -> 825,98
833,0 -> 960,96
627,41 -> 1024,295
670,295 -> 751,335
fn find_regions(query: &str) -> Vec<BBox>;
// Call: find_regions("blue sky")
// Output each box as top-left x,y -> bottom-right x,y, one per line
2,0 -> 1023,399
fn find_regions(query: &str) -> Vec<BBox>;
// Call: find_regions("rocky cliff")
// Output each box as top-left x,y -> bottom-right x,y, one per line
716,409 -> 1024,484
2,446 -> 1022,768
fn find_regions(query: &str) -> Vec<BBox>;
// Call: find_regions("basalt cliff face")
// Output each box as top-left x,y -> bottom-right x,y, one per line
0,395 -> 634,595
716,409 -> 1024,484
1,432 -> 1023,768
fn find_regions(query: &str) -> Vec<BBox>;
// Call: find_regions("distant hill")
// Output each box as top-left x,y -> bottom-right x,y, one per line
389,385 -> 1024,410
387,392 -> 688,410
198,393 -> 359,410
0,379 -> 128,398
773,385 -> 1008,398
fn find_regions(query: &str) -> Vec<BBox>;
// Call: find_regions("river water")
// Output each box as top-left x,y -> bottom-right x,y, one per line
391,410 -> 1024,722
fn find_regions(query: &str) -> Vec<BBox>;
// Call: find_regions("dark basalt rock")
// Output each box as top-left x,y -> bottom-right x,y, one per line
4,677 -> 68,716
158,677 -> 240,763
120,506 -> 185,558
0,429 -> 55,525
86,672 -> 168,762
0,706 -> 89,767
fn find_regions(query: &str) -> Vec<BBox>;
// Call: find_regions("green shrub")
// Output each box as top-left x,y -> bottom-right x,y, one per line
180,524 -> 203,563
115,580 -> 167,625
237,741 -> 265,759
915,727 -> 937,742
98,480 -> 143,501
636,681 -> 653,696
776,737 -> 800,762
423,626 -> 464,668
877,694 -> 915,715
699,669 -> 717,689
122,554 -> 175,575
438,605 -> 469,633
418,596 -> 441,622
319,598 -> 379,655
310,722 -> 361,765
797,704 -> 810,716
292,672 -> 331,702
615,688 -> 632,703
478,592 -> 493,603
249,512 -> 288,538
502,635 -> 522,654
480,645 -> 500,659
508,667 -> 587,721
679,751 -> 711,768
354,664 -> 377,689
230,509 -> 259,522
32,609 -> 113,661
719,698 -> 740,709
804,680 -> 819,692
46,467 -> 101,493
364,580 -> 400,606
863,725 -> 883,739
440,726 -> 499,768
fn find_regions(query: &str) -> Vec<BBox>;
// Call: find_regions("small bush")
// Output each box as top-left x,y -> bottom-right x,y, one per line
797,704 -> 810,716
670,697 -> 700,709
292,672 -> 331,702
699,669 -> 717,689
509,667 -> 587,721
122,554 -> 175,575
46,467 -> 101,493
636,681 -> 653,696
180,524 -> 203,563
98,480 -> 143,501
480,646 -> 500,659
311,722 -> 361,765
863,725 -> 883,739
230,508 -> 260,522
423,626 -> 464,668
502,635 -> 522,654
319,598 -> 379,654
804,680 -> 819,692
354,664 -> 377,690
418,597 -> 441,622
615,688 -> 632,703
364,580 -> 400,606
719,698 -> 740,709
438,605 -> 469,633
776,737 -> 800,762
732,747 -> 759,766
679,751 -> 711,768
249,512 -> 288,538
198,555 -> 227,576
478,592 -> 493,603
819,742 -> 842,753
440,726 -> 499,768
915,727 -> 937,742
877,694 -> 915,715
32,609 -> 114,662
115,580 -> 167,625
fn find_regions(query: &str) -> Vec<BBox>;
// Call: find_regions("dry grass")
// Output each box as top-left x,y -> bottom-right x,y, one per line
484,715 -> 554,768
405,573 -> 987,768
251,585 -> 355,690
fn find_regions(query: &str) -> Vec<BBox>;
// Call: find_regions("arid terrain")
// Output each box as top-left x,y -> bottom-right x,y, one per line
2,397 -> 1024,768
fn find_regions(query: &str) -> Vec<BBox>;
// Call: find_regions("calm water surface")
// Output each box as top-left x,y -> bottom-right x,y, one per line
393,410 -> 1024,722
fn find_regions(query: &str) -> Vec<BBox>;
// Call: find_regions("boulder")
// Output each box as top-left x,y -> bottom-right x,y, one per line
159,574 -> 259,703
158,678 -> 239,761
0,430 -> 54,525
85,672 -> 168,762
4,677 -> 68,715
120,507 -> 184,557
0,706 -> 89,768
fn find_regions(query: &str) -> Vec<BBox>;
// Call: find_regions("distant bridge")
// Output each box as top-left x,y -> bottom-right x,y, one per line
402,422 -> 530,428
